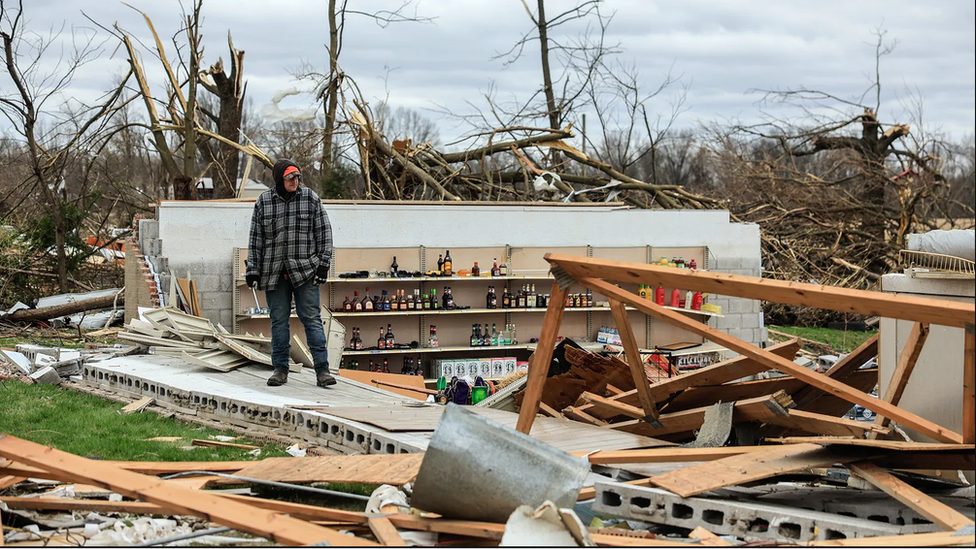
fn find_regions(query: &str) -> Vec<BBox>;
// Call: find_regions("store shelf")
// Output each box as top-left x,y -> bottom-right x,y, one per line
238,305 -> 641,319
340,344 -> 530,356
235,275 -> 555,285
662,305 -> 724,318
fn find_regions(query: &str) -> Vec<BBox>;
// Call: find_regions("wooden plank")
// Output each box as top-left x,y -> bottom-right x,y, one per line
517,280 -> 568,434
120,396 -> 154,414
191,439 -> 259,450
0,435 -> 375,546
869,321 -> 929,438
222,454 -> 423,486
579,392 -> 646,420
340,369 -> 428,400
0,475 -> 24,490
563,406 -> 608,426
584,339 -> 801,417
792,334 -> 879,410
610,298 -> 660,422
576,275 -> 964,444
546,253 -> 976,328
806,531 -> 976,546
0,459 -> 247,480
610,393 -> 789,437
369,378 -> 439,396
0,497 -> 165,514
847,461 -> 974,531
773,409 -> 890,438
649,443 -> 875,498
538,401 -> 562,417
764,437 -> 976,451
689,526 -> 733,546
965,324 -> 975,444
576,446 -> 765,465
368,517 -> 407,546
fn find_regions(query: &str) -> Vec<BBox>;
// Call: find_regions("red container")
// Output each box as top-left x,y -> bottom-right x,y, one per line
655,286 -> 665,305
692,291 -> 704,310
669,289 -> 681,308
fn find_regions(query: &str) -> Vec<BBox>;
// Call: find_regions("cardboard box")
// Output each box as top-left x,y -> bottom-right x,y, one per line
438,359 -> 455,378
464,360 -> 480,377
490,358 -> 506,377
516,361 -> 529,373
476,358 -> 491,377
504,357 -> 518,374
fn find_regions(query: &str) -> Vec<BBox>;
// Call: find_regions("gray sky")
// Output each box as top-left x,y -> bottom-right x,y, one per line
9,0 -> 976,147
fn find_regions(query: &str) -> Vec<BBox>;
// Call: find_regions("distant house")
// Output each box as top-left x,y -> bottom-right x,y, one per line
195,177 -> 269,199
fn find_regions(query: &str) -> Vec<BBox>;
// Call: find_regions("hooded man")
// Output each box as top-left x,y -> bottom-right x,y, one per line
246,159 -> 337,387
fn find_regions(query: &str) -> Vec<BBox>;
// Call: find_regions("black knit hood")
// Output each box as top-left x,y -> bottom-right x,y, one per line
272,158 -> 300,200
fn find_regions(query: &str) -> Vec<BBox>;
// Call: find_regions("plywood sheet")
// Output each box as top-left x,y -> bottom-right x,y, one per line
227,453 -> 425,486
339,370 -> 427,400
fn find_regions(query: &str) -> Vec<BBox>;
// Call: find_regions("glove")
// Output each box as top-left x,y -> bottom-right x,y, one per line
313,265 -> 329,285
246,274 -> 260,289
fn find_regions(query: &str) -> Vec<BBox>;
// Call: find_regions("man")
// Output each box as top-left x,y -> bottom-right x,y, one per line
246,159 -> 337,388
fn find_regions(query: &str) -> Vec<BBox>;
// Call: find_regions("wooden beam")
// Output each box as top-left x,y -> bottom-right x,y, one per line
965,324 -> 975,444
191,439 -> 260,450
576,276 -> 963,444
847,461 -> 974,531
765,437 -> 975,451
869,322 -> 929,438
774,409 -> 890,438
120,396 -> 154,414
650,443 -> 874,498
546,253 -> 976,328
610,298 -> 660,422
575,446 -> 766,465
562,406 -> 608,426
0,475 -> 24,490
368,516 -> 407,546
538,401 -> 562,417
1,496 -> 166,514
792,334 -> 878,410
0,435 -> 376,547
579,392 -> 647,420
610,392 -> 790,437
516,280 -> 568,434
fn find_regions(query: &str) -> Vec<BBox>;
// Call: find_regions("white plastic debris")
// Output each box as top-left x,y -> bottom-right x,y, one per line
500,500 -> 595,547
365,484 -> 409,514
247,448 -> 262,457
286,443 -> 307,457
211,435 -> 237,442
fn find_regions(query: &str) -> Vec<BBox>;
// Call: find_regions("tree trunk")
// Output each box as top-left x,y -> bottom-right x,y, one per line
6,293 -> 123,323
321,0 -> 341,189
536,0 -> 558,131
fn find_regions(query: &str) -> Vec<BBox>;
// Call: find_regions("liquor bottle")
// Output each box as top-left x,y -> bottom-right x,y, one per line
510,323 -> 517,345
527,284 -> 537,308
491,258 -> 501,277
391,256 -> 399,277
399,289 -> 408,311
572,293 -> 580,308
517,285 -> 527,308
587,290 -> 593,308
406,290 -> 415,310
429,325 -> 438,347
355,327 -> 363,350
499,257 -> 509,276
352,291 -> 363,312
538,293 -> 547,308
470,324 -> 479,347
378,327 -> 386,350
489,286 -> 498,308
491,324 -> 498,346
429,288 -> 439,310
386,323 -> 395,347
437,254 -> 445,273
382,359 -> 390,373
445,286 -> 455,309
368,359 -> 375,372
364,288 -> 375,311
502,286 -> 511,308
423,289 -> 432,310
638,285 -> 647,300
382,290 -> 391,311
414,289 -> 422,309
580,290 -> 588,308
472,261 -> 481,277
342,295 -> 351,311
443,250 -> 453,276
565,293 -> 573,307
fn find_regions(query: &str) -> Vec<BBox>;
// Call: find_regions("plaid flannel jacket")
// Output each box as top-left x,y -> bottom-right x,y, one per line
246,187 -> 333,290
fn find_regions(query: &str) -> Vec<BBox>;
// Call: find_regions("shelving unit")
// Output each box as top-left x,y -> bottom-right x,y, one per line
232,244 -> 719,377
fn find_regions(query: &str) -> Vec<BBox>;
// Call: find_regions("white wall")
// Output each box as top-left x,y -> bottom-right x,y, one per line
157,201 -> 764,344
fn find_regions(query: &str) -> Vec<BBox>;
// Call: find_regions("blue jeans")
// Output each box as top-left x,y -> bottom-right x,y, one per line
265,275 -> 329,371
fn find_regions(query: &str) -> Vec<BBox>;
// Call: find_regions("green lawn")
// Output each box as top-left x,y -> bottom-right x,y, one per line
0,382 -> 290,461
768,325 -> 877,354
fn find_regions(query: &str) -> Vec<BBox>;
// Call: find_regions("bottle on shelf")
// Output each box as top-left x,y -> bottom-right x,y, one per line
689,259 -> 697,270
638,285 -> 648,300
527,284 -> 537,308
502,286 -> 511,308
470,324 -> 479,347
382,290 -> 392,311
352,291 -> 363,312
429,288 -> 439,310
684,290 -> 694,310
398,289 -> 408,311
437,254 -> 445,272
491,258 -> 501,277
382,359 -> 390,373
378,327 -> 386,350
659,256 -> 668,266
670,288 -> 681,308
491,324 -> 498,346
385,323 -> 395,347
443,250 -> 453,276
355,327 -> 363,350
517,285 -> 527,308
510,323 -> 517,345
364,288 -> 374,311
429,325 -> 438,347
391,256 -> 399,277
677,257 -> 685,269
692,290 -> 704,311
655,286 -> 665,306
472,261 -> 480,277
499,256 -> 509,276
486,286 -> 497,309
342,295 -> 352,311
406,289 -> 415,310
587,290 -> 593,308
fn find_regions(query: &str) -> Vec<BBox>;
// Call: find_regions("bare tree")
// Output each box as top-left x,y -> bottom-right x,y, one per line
1,0 -> 132,291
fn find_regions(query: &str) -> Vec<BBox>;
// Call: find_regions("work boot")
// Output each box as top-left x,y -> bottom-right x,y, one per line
267,366 -> 289,386
315,367 -> 337,388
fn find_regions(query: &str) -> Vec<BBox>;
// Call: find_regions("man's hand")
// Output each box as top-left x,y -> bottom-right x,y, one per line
246,274 -> 260,289
313,265 -> 329,285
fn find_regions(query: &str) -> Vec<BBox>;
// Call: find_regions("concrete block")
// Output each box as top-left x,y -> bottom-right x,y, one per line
729,298 -> 759,314
739,314 -> 761,329
593,481 -> 910,542
29,366 -> 61,384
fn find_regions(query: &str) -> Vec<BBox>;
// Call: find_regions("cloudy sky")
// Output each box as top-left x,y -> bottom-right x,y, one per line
8,0 -> 976,147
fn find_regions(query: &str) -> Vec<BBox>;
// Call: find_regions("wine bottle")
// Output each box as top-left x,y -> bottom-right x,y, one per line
390,256 -> 399,277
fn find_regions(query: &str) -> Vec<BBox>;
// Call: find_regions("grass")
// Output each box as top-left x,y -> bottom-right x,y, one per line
0,382 -> 291,462
768,325 -> 877,354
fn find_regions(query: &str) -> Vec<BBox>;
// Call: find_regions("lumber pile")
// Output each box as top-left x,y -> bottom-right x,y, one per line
117,305 -> 304,372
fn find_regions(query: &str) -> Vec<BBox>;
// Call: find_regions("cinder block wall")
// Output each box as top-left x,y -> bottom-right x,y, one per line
154,202 -> 767,348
